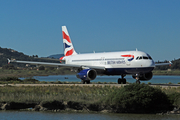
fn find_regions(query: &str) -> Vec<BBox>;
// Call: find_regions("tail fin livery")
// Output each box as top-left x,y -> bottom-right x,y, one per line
62,26 -> 77,56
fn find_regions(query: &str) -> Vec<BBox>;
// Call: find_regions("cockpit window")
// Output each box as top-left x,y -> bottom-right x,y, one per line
147,54 -> 152,60
143,56 -> 148,59
136,55 -> 152,60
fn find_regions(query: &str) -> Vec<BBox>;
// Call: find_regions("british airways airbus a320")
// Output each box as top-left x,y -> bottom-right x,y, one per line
8,26 -> 172,84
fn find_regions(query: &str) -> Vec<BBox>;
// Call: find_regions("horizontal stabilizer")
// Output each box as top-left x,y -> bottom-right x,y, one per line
155,61 -> 172,66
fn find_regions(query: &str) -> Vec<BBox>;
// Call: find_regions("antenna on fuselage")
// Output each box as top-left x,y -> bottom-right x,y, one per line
136,48 -> 138,51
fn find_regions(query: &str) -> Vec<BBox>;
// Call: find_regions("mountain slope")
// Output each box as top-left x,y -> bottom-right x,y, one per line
47,54 -> 64,59
0,47 -> 60,67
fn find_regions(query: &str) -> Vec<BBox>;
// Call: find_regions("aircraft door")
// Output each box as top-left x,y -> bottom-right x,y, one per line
100,57 -> 106,65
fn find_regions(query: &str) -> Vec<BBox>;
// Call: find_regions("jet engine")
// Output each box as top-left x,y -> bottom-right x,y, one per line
76,69 -> 97,81
132,72 -> 153,81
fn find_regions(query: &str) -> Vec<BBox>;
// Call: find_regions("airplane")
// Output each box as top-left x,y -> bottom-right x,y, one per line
8,26 -> 172,84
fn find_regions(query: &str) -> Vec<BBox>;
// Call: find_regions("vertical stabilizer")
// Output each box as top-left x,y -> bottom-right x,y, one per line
62,26 -> 77,56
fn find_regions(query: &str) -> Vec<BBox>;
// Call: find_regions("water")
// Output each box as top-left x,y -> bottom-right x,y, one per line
21,75 -> 180,84
0,111 -> 179,120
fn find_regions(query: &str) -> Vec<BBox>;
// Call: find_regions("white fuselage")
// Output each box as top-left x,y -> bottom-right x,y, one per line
63,51 -> 155,75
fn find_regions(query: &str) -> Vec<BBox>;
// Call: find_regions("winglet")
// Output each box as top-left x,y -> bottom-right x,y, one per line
155,61 -> 172,66
169,61 -> 172,66
7,58 -> 11,64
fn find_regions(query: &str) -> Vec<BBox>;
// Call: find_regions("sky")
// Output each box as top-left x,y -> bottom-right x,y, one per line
0,0 -> 180,61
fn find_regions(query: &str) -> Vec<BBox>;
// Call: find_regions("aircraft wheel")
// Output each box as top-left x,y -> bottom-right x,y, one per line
86,80 -> 90,84
81,80 -> 85,84
118,78 -> 122,84
122,78 -> 126,84
136,80 -> 140,84
118,78 -> 126,84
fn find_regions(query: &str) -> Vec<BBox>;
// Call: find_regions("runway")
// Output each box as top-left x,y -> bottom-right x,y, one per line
0,83 -> 180,88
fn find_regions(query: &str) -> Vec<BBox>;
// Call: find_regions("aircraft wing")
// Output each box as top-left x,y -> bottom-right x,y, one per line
155,61 -> 172,66
8,59 -> 105,70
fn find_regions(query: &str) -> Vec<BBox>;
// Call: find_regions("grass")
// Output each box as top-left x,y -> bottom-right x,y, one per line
0,69 -> 74,78
0,85 -> 119,104
153,70 -> 180,75
0,76 -> 118,84
0,84 -> 179,104
0,84 -> 179,113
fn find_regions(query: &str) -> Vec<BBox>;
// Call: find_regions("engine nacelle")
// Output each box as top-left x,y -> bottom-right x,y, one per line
76,69 -> 97,81
132,72 -> 153,81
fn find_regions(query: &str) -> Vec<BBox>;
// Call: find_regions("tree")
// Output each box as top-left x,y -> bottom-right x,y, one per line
39,66 -> 45,70
103,83 -> 173,113
2,64 -> 16,70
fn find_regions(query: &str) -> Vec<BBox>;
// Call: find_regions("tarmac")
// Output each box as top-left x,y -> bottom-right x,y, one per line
0,83 -> 180,88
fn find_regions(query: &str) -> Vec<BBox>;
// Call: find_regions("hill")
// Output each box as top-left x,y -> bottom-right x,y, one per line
0,47 -> 60,67
47,54 -> 64,59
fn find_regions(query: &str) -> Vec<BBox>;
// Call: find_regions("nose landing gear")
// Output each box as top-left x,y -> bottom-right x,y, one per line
136,79 -> 141,84
135,74 -> 141,84
81,80 -> 90,84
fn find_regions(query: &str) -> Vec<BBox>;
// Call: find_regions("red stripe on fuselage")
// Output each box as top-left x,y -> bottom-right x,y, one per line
121,55 -> 134,58
62,31 -> 71,43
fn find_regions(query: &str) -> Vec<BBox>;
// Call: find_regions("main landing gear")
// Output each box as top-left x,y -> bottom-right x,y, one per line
81,80 -> 90,84
118,74 -> 126,84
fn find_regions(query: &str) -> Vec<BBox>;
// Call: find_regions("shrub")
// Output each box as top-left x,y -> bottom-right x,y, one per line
55,81 -> 62,84
103,83 -> 173,113
2,64 -> 16,70
0,77 -> 22,82
39,66 -> 45,70
167,92 -> 180,108
147,82 -> 151,85
23,78 -> 39,83
168,82 -> 172,84
97,82 -> 102,84
40,100 -> 65,110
